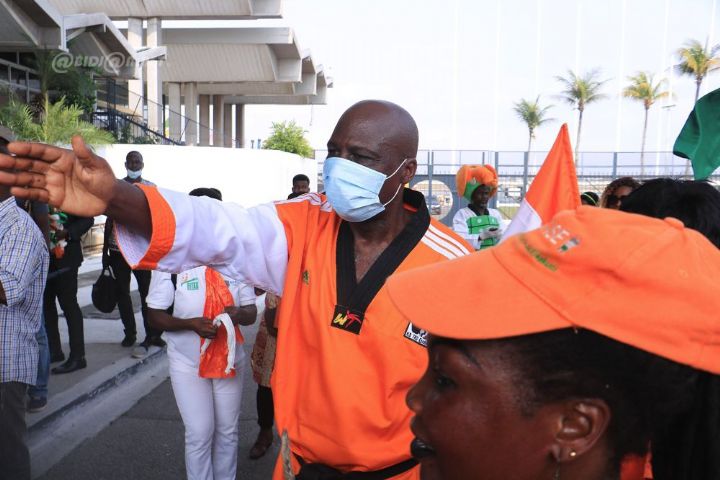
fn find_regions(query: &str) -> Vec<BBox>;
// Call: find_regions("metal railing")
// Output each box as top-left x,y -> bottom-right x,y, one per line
96,78 -> 248,147
91,107 -> 180,145
315,149 -> 719,227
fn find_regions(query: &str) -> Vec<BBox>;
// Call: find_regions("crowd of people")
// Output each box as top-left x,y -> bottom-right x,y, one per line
0,99 -> 718,480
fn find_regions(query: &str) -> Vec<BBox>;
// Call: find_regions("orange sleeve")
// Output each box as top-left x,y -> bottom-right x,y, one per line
128,184 -> 176,270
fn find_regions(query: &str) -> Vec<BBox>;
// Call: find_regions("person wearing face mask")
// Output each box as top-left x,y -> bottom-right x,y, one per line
101,151 -> 163,357
1,100 -> 472,480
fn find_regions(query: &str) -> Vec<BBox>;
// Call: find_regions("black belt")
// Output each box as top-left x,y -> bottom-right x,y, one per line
295,455 -> 418,480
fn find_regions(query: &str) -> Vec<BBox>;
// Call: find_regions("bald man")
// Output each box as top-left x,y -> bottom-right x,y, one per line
0,100 -> 471,480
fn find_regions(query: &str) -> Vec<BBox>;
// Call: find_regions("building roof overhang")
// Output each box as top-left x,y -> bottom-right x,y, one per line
46,0 -> 282,20
0,1 -> 166,78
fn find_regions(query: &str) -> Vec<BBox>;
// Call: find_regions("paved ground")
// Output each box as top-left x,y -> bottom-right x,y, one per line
37,254 -> 279,479
38,377 -> 280,480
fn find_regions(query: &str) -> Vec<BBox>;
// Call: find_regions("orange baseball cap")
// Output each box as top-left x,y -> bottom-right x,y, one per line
387,206 -> 720,374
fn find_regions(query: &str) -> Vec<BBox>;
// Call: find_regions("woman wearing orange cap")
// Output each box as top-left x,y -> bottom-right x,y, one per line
387,207 -> 720,480
452,165 -> 506,250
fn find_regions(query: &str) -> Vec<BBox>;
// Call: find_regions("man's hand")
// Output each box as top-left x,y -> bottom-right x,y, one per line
225,305 -> 257,326
478,227 -> 501,241
190,317 -> 217,338
0,136 -> 152,239
0,136 -> 117,216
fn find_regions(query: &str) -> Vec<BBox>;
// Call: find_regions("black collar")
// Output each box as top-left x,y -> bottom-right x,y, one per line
335,188 -> 430,320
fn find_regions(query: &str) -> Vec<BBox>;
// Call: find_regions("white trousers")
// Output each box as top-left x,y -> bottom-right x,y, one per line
169,351 -> 245,480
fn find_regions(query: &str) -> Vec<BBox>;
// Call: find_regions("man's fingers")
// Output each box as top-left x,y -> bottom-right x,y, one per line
7,141 -> 65,162
71,136 -> 95,165
13,171 -> 47,188
0,169 -> 47,189
0,152 -> 54,174
9,186 -> 49,203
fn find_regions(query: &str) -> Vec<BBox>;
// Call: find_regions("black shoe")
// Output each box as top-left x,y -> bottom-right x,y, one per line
51,357 -> 87,374
149,336 -> 166,348
50,352 -> 65,363
121,335 -> 136,347
27,396 -> 48,413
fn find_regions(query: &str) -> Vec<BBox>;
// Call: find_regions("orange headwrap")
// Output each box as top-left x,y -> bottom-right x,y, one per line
456,165 -> 498,201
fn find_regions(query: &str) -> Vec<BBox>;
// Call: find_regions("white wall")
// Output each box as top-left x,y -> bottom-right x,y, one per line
94,145 -> 317,207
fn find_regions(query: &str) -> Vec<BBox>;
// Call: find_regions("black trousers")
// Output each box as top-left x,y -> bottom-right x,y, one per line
108,250 -> 159,339
257,385 -> 274,429
0,382 -> 30,480
44,267 -> 85,358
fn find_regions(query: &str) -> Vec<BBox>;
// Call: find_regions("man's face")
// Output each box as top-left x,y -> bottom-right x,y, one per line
292,180 -> 310,195
406,338 -> 558,480
470,185 -> 493,210
326,104 -> 416,207
125,154 -> 144,173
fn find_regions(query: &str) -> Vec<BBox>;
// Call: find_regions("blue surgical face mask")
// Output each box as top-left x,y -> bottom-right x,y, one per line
323,156 -> 406,222
127,169 -> 142,179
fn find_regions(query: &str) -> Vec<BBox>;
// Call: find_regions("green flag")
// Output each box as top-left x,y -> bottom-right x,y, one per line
674,87 -> 720,180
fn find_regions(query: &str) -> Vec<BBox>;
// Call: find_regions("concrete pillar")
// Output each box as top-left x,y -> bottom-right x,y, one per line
183,83 -> 198,145
223,104 -> 233,148
235,104 -> 245,148
199,94 -> 210,146
212,95 -> 224,147
167,83 -> 181,142
126,17 -> 144,117
146,17 -> 163,133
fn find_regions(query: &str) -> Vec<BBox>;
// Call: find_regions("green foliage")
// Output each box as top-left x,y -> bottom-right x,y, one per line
623,71 -> 669,110
0,95 -> 114,146
130,135 -> 160,145
263,120 -> 314,158
556,68 -> 607,158
512,96 -> 553,150
676,39 -> 720,80
676,39 -> 720,101
31,50 -> 98,115
0,95 -> 35,140
555,68 -> 607,111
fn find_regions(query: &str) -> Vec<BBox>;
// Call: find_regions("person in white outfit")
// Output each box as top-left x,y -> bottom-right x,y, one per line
146,187 -> 258,480
452,164 -> 506,250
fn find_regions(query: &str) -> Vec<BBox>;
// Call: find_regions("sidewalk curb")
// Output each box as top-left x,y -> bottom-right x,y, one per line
28,347 -> 166,433
29,348 -> 169,478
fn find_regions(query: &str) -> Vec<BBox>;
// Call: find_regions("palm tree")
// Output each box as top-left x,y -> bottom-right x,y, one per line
676,39 -> 720,102
555,69 -> 607,160
512,96 -> 553,153
622,72 -> 670,174
0,95 -> 114,146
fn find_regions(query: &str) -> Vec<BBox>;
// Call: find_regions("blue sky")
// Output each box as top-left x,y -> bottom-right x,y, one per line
184,0 -> 720,153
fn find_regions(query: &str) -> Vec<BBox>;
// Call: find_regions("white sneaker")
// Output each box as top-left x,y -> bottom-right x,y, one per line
131,344 -> 149,359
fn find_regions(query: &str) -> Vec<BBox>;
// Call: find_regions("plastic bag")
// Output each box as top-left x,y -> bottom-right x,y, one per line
198,268 -> 244,379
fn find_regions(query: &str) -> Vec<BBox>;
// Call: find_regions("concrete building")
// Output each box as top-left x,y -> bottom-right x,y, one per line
0,0 -> 331,148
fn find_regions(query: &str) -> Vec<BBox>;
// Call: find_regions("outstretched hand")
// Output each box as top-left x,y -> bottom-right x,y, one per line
0,136 -> 117,216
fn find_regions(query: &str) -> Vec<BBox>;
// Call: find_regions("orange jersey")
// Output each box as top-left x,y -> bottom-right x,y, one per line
272,191 -> 470,477
117,187 -> 471,478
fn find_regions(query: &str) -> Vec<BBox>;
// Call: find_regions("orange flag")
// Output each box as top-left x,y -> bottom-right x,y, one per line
502,123 -> 581,240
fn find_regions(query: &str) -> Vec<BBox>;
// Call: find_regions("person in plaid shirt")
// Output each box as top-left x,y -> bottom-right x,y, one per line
0,127 -> 49,480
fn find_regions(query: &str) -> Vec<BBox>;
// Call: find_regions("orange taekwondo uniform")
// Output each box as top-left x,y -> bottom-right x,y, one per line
115,186 -> 471,479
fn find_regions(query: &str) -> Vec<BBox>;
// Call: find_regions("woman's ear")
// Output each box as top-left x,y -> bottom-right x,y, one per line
548,398 -> 611,463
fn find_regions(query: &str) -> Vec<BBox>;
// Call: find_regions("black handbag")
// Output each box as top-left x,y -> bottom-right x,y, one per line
91,265 -> 117,313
